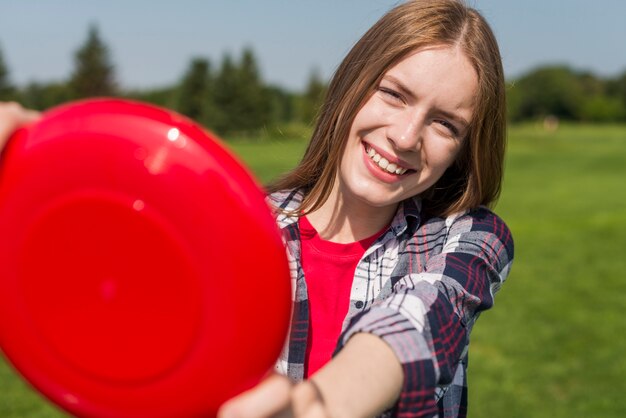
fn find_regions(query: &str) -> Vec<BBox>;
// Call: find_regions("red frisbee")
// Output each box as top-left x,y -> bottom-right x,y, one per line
0,99 -> 291,417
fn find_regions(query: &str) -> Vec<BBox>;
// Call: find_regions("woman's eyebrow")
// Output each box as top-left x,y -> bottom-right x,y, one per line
436,108 -> 470,129
381,75 -> 416,100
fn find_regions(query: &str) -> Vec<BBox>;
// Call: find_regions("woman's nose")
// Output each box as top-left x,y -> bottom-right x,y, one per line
386,110 -> 424,151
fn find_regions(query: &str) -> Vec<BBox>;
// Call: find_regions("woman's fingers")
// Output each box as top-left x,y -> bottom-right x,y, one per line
218,374 -> 293,418
290,380 -> 327,418
217,375 -> 330,418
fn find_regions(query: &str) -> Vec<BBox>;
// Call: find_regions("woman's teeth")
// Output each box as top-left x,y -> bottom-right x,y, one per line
366,146 -> 408,175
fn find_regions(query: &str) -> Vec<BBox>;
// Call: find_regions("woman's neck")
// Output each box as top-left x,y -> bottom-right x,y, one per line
305,186 -> 397,244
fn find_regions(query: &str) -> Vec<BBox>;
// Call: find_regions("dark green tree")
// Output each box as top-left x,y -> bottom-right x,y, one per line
124,86 -> 177,110
235,47 -> 270,132
212,53 -> 239,135
299,68 -> 327,124
578,71 -> 625,122
606,71 -> 626,117
0,44 -> 16,101
579,95 -> 626,122
617,71 -> 626,105
69,24 -> 117,98
577,71 -> 604,97
175,57 -> 213,124
21,82 -> 72,110
508,66 -> 585,121
265,85 -> 296,124
505,81 -> 522,122
212,48 -> 272,135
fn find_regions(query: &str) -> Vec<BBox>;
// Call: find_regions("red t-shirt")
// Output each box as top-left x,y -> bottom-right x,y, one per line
299,216 -> 385,377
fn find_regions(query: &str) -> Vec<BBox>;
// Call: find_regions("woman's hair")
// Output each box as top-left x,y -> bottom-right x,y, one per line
267,0 -> 506,218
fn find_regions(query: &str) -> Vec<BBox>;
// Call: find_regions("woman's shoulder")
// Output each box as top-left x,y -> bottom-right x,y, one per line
422,205 -> 510,237
416,206 -> 514,264
451,206 -> 512,243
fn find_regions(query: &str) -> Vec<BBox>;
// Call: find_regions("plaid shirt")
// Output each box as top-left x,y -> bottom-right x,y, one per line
268,189 -> 514,418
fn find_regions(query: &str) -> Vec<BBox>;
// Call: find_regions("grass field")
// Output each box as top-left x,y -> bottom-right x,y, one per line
1,123 -> 625,417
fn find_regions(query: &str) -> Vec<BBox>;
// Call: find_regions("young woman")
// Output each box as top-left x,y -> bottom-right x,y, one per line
219,1 -> 513,417
0,1 -> 513,416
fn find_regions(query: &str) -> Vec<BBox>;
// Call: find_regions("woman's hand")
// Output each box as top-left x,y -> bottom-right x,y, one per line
0,102 -> 41,151
217,333 -> 403,418
218,374 -> 327,418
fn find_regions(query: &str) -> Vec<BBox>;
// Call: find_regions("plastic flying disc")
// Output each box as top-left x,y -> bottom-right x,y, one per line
0,99 -> 291,418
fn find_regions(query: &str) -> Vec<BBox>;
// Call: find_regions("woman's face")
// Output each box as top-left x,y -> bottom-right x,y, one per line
336,45 -> 478,214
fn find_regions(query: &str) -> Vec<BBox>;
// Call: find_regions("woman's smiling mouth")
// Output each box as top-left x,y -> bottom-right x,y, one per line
363,143 -> 414,175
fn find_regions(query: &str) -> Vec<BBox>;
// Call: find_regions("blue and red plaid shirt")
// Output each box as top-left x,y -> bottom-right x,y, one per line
268,189 -> 514,417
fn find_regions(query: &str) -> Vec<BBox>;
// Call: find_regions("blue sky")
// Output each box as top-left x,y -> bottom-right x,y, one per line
0,0 -> 624,91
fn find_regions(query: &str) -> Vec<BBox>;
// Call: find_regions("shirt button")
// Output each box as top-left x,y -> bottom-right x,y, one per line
355,301 -> 364,309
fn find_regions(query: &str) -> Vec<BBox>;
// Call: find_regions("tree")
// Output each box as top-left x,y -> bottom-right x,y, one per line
509,66 -> 585,121
212,53 -> 239,135
579,96 -> 626,122
617,71 -> 626,106
606,71 -> 626,118
211,48 -> 272,135
265,85 -> 296,124
69,24 -> 117,98
124,86 -> 177,110
21,82 -> 72,110
0,44 -> 16,101
235,47 -> 270,132
577,71 -> 604,97
175,57 -> 213,124
299,69 -> 327,124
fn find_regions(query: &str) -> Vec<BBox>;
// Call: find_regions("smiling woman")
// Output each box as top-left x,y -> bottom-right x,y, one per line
219,1 -> 513,417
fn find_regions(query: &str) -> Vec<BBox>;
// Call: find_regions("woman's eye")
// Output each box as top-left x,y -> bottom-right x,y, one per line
435,119 -> 460,137
379,87 -> 403,103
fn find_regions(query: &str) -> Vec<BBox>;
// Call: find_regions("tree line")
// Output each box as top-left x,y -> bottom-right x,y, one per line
508,66 -> 626,123
0,26 -> 326,137
2,26 -> 626,138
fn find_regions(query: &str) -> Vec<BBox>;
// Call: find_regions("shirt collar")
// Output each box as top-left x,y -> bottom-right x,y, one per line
266,189 -> 303,230
268,189 -> 422,236
390,195 -> 422,236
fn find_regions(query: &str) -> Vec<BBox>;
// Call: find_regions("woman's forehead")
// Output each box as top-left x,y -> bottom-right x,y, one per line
382,46 -> 478,114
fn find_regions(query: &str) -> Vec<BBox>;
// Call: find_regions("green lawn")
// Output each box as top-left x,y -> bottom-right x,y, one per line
470,123 -> 626,417
2,123 -> 625,417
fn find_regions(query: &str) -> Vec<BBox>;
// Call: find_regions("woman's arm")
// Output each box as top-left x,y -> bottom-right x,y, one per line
0,102 -> 40,149
312,332 -> 403,417
218,333 -> 403,418
336,208 -> 515,416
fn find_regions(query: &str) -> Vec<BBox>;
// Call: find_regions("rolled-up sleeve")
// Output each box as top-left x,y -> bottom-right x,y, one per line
337,207 -> 514,417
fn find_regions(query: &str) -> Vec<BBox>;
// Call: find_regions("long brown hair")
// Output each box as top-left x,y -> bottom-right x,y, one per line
268,0 -> 506,218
